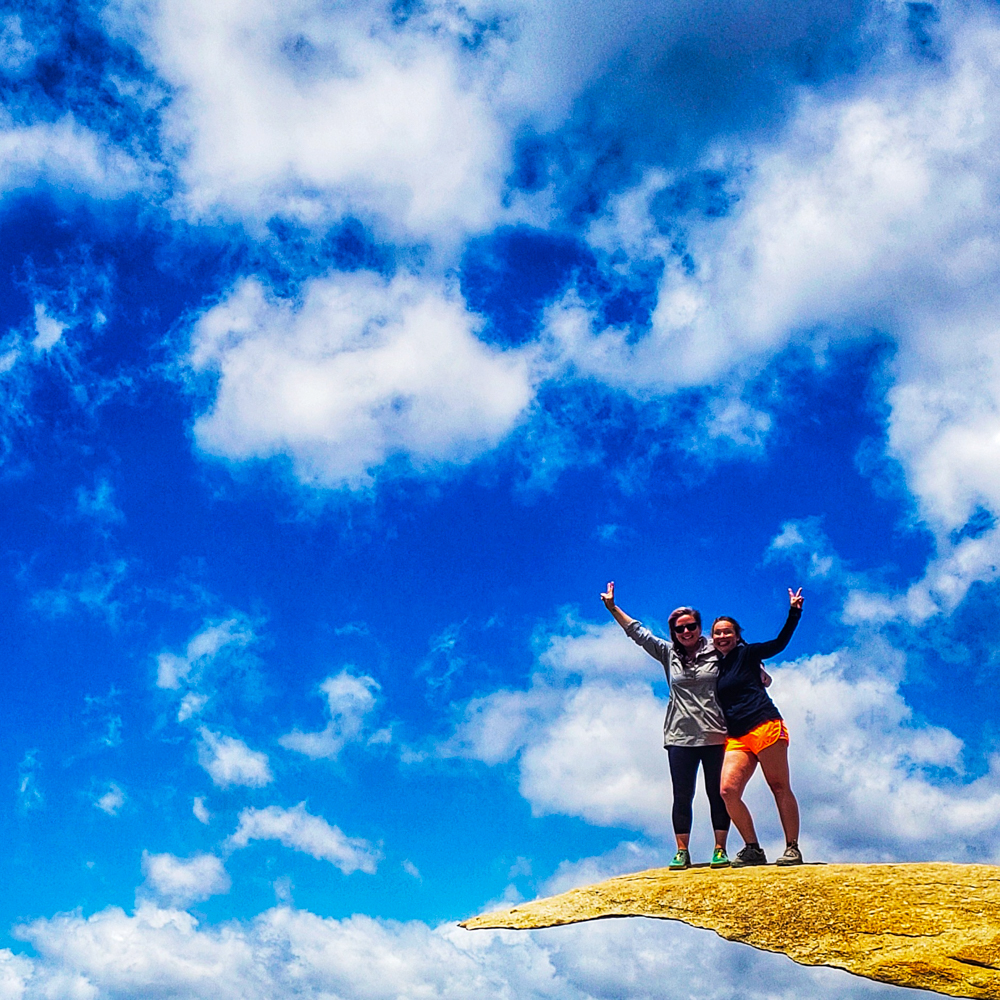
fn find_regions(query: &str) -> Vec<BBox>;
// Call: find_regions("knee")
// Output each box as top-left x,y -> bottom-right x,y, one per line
765,775 -> 790,796
720,781 -> 740,804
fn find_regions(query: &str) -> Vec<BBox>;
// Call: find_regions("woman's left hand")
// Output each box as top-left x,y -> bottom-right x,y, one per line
788,587 -> 804,610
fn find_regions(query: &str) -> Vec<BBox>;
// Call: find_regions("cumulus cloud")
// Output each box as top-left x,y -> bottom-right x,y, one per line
94,782 -> 126,816
226,803 -> 380,875
109,0 -> 511,242
769,647 -> 1000,861
280,669 -> 379,760
766,517 -> 846,583
99,0 -> 868,246
569,20 -> 1000,387
140,852 -> 231,908
10,899 -> 926,1000
453,674 -> 673,834
0,15 -> 35,75
539,615 -> 655,679
553,12 -> 1000,614
156,616 -> 261,725
31,303 -> 66,352
0,112 -> 146,198
197,728 -> 273,789
447,613 -> 673,832
188,271 -> 535,488
156,616 -> 257,691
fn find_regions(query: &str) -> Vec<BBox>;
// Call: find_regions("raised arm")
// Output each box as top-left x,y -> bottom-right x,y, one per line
602,581 -> 672,666
600,581 -> 637,632
754,587 -> 804,660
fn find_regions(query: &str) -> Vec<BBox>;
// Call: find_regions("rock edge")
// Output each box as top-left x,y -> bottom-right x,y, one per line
461,862 -> 1000,999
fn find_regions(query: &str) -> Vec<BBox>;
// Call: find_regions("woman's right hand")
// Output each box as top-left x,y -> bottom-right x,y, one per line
600,581 -> 615,609
789,587 -> 804,610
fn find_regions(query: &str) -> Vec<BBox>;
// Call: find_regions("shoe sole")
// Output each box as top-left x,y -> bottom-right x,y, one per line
709,862 -> 731,869
775,859 -> 803,866
731,860 -> 767,868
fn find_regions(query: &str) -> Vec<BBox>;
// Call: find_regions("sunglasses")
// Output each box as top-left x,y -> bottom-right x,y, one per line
673,622 -> 699,633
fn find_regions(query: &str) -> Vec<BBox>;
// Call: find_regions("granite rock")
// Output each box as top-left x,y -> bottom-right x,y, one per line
461,863 -> 1000,999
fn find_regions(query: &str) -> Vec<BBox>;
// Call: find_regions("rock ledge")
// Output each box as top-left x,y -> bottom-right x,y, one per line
462,862 -> 1000,999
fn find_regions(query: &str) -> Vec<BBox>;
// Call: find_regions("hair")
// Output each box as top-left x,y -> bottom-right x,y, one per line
668,607 -> 702,658
711,616 -> 742,639
668,606 -> 702,632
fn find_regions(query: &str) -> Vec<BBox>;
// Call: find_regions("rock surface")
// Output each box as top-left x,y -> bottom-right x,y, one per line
461,862 -> 1000,999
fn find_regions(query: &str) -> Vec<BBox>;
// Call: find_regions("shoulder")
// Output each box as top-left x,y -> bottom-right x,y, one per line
695,639 -> 718,661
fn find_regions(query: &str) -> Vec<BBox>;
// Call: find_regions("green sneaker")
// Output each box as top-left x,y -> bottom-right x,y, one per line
668,848 -> 691,871
710,847 -> 731,869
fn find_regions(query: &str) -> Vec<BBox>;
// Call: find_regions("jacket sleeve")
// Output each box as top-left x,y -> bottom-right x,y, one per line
752,607 -> 802,661
624,621 -> 672,673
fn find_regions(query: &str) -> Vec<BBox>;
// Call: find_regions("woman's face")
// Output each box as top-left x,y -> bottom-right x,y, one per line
672,614 -> 701,650
712,621 -> 738,655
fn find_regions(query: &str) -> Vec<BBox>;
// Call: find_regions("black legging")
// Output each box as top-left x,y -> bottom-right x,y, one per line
666,744 -> 730,835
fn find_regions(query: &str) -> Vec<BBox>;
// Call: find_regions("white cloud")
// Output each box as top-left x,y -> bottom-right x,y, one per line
445,685 -> 563,767
140,852 -> 231,908
0,15 -> 34,75
101,0 -> 860,246
188,272 -> 535,488
768,648 -> 1000,861
197,728 -> 273,789
94,783 -> 125,816
192,797 -> 211,825
0,112 -> 146,199
0,949 -> 30,1000
10,898 -> 927,1000
280,669 -> 379,760
31,559 -> 130,624
226,803 -> 380,875
17,750 -> 42,813
447,617 -> 675,833
178,692 -> 209,722
458,677 -> 672,834
109,0 -> 511,243
766,518 -> 844,583
116,0 -> 1000,512
31,303 -> 66,352
539,615 -> 656,679
559,13 -> 1000,614
156,616 -> 256,691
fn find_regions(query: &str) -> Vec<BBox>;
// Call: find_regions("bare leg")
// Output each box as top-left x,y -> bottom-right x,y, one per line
676,833 -> 690,850
756,739 -> 799,844
713,829 -> 729,851
720,750 -> 759,845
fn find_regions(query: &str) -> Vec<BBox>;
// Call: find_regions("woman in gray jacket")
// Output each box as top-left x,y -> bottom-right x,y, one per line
601,581 -> 731,870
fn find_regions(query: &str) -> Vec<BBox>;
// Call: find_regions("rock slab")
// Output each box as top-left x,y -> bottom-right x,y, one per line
461,862 -> 1000,999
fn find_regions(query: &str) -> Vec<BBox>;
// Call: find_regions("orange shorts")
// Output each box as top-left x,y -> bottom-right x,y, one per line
725,719 -> 789,755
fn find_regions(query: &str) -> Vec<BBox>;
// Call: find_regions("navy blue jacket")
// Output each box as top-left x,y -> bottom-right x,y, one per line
715,607 -> 801,738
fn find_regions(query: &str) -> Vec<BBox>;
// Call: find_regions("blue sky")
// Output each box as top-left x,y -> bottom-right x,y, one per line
0,0 -> 998,995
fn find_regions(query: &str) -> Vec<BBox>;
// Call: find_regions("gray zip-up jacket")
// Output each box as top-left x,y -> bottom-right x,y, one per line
625,622 -> 727,747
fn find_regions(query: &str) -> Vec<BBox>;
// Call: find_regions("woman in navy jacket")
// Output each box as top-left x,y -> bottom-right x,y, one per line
712,588 -> 804,867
